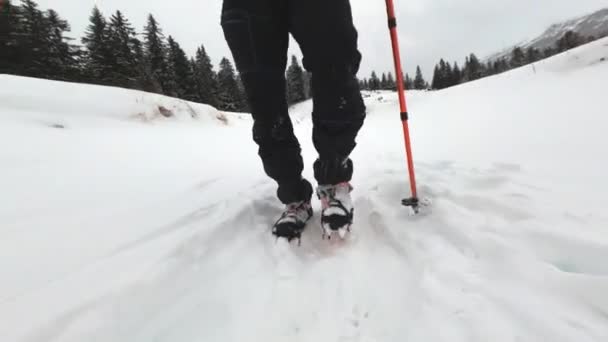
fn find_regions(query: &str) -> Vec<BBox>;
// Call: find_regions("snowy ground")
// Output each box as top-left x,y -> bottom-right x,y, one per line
1,38 -> 608,342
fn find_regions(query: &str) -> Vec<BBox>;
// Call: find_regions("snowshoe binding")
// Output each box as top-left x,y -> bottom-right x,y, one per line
272,201 -> 313,243
317,182 -> 354,239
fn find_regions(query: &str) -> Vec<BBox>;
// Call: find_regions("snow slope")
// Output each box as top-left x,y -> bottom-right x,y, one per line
1,37 -> 608,342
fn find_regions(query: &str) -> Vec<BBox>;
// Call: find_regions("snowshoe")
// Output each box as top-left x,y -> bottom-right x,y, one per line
317,182 -> 354,239
272,201 -> 313,243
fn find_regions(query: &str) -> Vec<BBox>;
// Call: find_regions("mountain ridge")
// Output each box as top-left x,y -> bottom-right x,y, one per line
486,7 -> 608,61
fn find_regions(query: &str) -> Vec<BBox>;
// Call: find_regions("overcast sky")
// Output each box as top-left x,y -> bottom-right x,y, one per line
37,0 -> 608,78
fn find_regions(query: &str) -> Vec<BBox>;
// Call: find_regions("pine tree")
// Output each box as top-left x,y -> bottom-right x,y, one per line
189,58 -> 199,100
192,44 -> 218,106
0,2 -> 8,70
499,58 -> 509,73
18,0 -> 49,77
286,55 -> 306,105
303,71 -> 312,99
452,62 -> 461,86
106,10 -> 140,87
493,59 -> 500,74
485,61 -> 495,76
0,0 -> 21,74
143,14 -> 169,94
386,72 -> 396,90
491,61 -> 500,75
369,71 -> 380,90
43,9 -> 78,80
525,47 -> 541,64
216,57 -> 241,111
461,56 -> 469,81
404,73 -> 413,90
470,53 -> 482,80
82,6 -> 112,83
166,35 -> 195,99
413,65 -> 426,90
557,31 -> 583,53
445,62 -> 453,87
431,64 -> 439,89
184,59 -> 199,104
380,73 -> 388,90
463,53 -> 483,81
359,78 -> 368,90
235,73 -> 249,112
439,59 -> 449,89
543,47 -> 557,59
133,38 -> 159,93
510,47 -> 526,68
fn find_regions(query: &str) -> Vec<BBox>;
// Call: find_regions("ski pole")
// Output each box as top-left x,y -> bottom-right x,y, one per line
384,0 -> 420,211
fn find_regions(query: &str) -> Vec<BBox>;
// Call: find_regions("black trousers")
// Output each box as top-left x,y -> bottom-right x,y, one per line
221,0 -> 366,204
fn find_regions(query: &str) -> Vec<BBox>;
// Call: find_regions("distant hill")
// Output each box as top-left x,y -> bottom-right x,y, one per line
487,8 -> 608,61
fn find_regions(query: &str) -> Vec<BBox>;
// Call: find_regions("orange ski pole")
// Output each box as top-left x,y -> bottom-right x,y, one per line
384,0 -> 420,211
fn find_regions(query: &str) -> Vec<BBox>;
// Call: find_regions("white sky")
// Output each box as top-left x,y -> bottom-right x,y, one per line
37,0 -> 608,79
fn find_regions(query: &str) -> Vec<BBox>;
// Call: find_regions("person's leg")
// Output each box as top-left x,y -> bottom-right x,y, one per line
221,0 -> 312,204
288,0 -> 366,186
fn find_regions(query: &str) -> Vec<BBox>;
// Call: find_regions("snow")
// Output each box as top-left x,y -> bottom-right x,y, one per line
1,37 -> 608,342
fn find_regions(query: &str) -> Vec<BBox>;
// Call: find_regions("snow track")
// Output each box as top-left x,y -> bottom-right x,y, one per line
1,38 -> 608,342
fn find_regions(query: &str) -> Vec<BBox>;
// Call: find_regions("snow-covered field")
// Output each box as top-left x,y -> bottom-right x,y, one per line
1,37 -> 608,342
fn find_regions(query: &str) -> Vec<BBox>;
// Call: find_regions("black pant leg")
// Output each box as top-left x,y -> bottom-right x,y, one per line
288,0 -> 366,185
221,0 -> 312,204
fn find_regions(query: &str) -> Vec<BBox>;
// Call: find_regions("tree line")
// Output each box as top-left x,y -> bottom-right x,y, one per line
428,30 -> 598,90
359,29 -> 601,92
0,0 -> 312,111
359,65 -> 429,92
